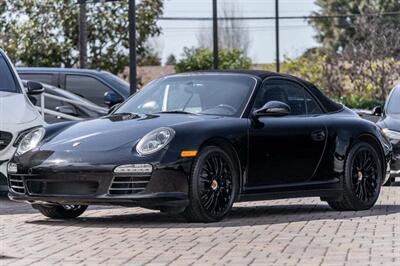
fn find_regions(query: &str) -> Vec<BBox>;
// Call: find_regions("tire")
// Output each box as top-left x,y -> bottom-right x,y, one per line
34,204 -> 88,219
328,142 -> 382,211
183,146 -> 239,222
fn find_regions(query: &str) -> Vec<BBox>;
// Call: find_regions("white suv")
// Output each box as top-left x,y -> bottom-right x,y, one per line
0,49 -> 44,191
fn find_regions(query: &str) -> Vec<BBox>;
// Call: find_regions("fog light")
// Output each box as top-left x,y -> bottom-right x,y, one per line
114,164 -> 153,174
7,163 -> 18,174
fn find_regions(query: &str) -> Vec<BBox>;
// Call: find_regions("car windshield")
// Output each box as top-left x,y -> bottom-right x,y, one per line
0,55 -> 18,93
387,86 -> 400,114
116,74 -> 256,117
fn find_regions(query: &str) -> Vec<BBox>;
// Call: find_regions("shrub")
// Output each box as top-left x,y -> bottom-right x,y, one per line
175,47 -> 251,73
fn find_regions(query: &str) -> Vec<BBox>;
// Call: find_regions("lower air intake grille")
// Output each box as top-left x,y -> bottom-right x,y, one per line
109,175 -> 150,195
0,131 -> 12,151
9,175 -> 25,194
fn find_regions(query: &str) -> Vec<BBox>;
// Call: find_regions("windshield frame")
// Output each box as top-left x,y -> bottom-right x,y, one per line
115,73 -> 259,118
386,86 -> 400,115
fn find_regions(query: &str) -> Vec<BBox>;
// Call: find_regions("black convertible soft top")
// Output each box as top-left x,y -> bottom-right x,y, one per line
194,70 -> 343,113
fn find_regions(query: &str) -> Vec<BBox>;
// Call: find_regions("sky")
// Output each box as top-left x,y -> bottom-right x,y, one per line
156,0 -> 320,64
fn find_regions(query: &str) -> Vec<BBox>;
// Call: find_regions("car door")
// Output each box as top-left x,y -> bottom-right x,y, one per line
246,78 -> 327,188
65,74 -> 114,107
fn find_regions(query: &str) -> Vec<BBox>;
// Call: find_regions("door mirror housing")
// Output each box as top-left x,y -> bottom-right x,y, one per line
372,106 -> 383,116
26,81 -> 44,95
104,90 -> 122,108
56,105 -> 78,117
108,103 -> 122,114
253,101 -> 291,117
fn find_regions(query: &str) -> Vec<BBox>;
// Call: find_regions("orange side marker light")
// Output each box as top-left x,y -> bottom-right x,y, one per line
181,150 -> 198,158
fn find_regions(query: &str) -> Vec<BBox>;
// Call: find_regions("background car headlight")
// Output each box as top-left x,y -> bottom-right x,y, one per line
382,128 -> 400,142
136,127 -> 175,155
16,127 -> 46,155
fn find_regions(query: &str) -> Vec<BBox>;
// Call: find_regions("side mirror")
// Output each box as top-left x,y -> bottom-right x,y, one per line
27,81 -> 44,95
253,101 -> 291,117
108,103 -> 121,114
104,91 -> 122,108
56,105 -> 78,117
372,106 -> 383,116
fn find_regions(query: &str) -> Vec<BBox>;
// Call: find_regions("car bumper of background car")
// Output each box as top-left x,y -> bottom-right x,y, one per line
390,154 -> 400,178
7,162 -> 191,208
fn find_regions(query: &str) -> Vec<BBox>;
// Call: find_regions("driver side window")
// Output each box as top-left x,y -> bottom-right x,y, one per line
253,79 -> 322,116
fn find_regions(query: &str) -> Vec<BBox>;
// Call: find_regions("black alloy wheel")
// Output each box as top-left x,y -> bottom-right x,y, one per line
327,142 -> 382,211
351,148 -> 379,202
183,146 -> 238,222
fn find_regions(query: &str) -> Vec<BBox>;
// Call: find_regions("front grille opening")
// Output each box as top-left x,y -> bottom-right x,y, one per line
9,175 -> 25,194
27,181 -> 99,195
109,175 -> 150,195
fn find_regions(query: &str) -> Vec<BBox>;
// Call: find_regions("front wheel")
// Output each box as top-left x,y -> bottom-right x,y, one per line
34,204 -> 88,219
183,146 -> 239,222
328,142 -> 382,211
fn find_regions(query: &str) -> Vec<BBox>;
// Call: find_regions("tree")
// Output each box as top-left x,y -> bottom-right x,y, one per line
175,47 -> 251,73
0,0 -> 164,73
196,0 -> 250,55
165,54 -> 176,65
339,16 -> 400,100
310,0 -> 400,52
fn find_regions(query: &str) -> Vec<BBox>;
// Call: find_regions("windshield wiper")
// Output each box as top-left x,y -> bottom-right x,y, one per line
156,110 -> 195,115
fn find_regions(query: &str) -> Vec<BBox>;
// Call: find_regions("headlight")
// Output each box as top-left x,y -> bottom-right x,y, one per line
382,128 -> 400,141
16,127 -> 46,155
136,127 -> 175,155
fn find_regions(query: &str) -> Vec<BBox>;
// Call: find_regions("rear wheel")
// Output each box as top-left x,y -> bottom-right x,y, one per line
34,204 -> 88,219
328,142 -> 382,211
183,146 -> 239,222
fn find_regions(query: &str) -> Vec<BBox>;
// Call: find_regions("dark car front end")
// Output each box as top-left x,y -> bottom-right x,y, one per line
7,116 -> 202,210
378,85 -> 400,182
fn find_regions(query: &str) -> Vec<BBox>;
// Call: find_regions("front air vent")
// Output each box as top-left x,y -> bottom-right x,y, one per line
0,131 -> 12,151
108,175 -> 150,195
8,175 -> 25,194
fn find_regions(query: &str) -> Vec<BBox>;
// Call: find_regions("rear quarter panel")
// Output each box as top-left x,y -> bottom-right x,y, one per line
314,108 -> 391,182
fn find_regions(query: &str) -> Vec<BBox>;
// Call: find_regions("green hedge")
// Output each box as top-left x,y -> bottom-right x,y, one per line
175,47 -> 251,73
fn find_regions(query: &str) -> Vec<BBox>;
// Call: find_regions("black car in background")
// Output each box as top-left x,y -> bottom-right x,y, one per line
8,71 -> 392,222
376,85 -> 400,184
22,80 -> 107,124
17,67 -> 130,108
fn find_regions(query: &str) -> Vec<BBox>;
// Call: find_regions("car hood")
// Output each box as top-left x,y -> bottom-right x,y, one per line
41,113 -> 221,152
378,114 -> 400,132
0,91 -> 40,125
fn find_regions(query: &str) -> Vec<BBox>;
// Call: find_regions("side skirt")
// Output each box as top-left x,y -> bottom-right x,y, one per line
239,179 -> 342,202
239,188 -> 342,202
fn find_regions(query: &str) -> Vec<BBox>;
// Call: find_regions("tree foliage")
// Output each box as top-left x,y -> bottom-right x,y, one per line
175,47 -> 251,73
310,0 -> 400,52
0,0 -> 163,73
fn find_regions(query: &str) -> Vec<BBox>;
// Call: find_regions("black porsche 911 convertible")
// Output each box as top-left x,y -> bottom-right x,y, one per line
8,70 -> 392,222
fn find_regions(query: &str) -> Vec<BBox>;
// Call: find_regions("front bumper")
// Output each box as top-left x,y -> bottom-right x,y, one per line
7,163 -> 191,208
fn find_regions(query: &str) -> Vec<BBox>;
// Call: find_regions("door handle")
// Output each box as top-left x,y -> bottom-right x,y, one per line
311,130 -> 326,141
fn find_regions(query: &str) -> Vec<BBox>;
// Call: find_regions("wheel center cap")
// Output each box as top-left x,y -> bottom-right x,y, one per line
357,171 -> 363,181
211,180 -> 219,190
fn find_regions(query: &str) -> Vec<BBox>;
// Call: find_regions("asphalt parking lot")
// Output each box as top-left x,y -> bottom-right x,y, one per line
1,187 -> 399,266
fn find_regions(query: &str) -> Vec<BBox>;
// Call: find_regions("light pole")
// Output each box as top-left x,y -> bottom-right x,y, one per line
212,0 -> 219,70
128,0 -> 137,95
275,0 -> 280,72
78,0 -> 88,69
77,0 -> 137,94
